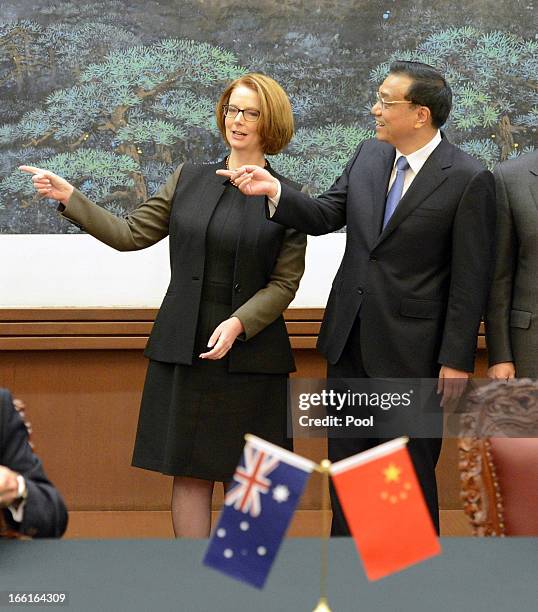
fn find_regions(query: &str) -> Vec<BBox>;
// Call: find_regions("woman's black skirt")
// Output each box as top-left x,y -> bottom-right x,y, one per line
131,293 -> 291,481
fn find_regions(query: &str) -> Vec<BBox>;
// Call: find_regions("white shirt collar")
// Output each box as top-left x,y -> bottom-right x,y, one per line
394,130 -> 442,175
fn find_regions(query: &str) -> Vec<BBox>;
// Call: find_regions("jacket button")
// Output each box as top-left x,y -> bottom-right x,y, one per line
369,255 -> 377,262
357,287 -> 364,295
234,283 -> 241,293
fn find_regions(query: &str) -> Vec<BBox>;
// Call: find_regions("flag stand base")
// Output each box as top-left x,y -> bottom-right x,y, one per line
312,596 -> 332,611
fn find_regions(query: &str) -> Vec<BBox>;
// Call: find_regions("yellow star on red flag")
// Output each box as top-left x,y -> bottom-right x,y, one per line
383,463 -> 401,483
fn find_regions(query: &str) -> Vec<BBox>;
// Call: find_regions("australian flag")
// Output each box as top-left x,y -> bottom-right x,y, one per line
204,435 -> 315,589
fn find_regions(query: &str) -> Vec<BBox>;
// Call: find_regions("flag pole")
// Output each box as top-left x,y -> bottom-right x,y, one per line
312,459 -> 332,612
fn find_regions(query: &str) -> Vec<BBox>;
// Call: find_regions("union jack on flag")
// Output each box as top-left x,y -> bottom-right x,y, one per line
224,445 -> 279,517
204,435 -> 315,589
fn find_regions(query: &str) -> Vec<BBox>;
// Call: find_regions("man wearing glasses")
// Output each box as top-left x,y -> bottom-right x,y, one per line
220,61 -> 496,535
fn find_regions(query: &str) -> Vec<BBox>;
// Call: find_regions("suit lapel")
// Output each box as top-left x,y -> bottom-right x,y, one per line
373,138 -> 453,248
371,147 -> 396,244
196,164 -> 228,230
529,165 -> 538,214
234,163 -> 288,278
234,192 -> 264,270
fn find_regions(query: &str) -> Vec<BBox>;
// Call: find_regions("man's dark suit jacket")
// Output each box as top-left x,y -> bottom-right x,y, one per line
485,150 -> 538,378
273,136 -> 496,377
0,389 -> 68,538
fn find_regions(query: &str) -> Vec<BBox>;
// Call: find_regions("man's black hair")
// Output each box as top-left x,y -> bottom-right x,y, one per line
389,60 -> 452,128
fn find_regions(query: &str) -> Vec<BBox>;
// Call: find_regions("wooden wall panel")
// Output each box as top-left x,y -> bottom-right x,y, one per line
0,350 -> 171,511
0,308 -> 488,537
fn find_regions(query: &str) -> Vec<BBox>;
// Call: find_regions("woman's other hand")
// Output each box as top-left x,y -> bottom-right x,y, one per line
199,317 -> 244,360
216,165 -> 279,198
19,165 -> 74,205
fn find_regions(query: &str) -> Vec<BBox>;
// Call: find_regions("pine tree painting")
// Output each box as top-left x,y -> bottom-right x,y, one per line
1,1 -> 536,233
0,26 -> 244,232
370,27 -> 537,168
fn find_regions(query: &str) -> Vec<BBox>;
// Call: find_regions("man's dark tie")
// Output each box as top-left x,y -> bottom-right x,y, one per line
382,156 -> 409,229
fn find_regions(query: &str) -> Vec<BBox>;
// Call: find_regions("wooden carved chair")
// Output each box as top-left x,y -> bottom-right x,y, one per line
0,398 -> 33,539
458,379 -> 538,536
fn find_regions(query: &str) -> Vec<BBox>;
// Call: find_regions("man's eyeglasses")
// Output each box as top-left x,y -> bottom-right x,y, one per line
375,92 -> 414,110
222,104 -> 261,122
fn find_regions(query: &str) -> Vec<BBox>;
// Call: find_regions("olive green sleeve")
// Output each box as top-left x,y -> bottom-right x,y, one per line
231,228 -> 307,340
59,164 -> 183,251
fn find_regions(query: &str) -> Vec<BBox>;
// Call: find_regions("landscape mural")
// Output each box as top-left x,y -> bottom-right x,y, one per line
0,0 -> 536,233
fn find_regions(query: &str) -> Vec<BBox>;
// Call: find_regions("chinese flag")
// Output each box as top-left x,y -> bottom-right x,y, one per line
330,437 -> 441,580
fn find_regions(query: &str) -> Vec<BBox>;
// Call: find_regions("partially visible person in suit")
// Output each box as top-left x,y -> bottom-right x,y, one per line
486,150 -> 538,379
0,388 -> 68,538
219,61 -> 496,535
20,74 -> 306,538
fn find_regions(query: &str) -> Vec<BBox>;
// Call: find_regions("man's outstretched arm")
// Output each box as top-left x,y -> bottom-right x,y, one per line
217,144 -> 364,235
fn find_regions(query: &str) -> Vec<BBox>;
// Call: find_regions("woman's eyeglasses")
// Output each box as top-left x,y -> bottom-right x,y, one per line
223,104 -> 261,122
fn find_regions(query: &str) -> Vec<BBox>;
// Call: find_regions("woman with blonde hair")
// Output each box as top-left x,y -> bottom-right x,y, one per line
21,73 -> 305,537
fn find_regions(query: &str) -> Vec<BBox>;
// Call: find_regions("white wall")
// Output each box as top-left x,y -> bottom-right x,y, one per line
0,234 -> 345,308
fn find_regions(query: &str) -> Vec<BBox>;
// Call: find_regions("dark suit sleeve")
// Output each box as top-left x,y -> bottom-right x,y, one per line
270,144 -> 364,235
484,164 -> 517,365
1,390 -> 68,538
438,169 -> 496,372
